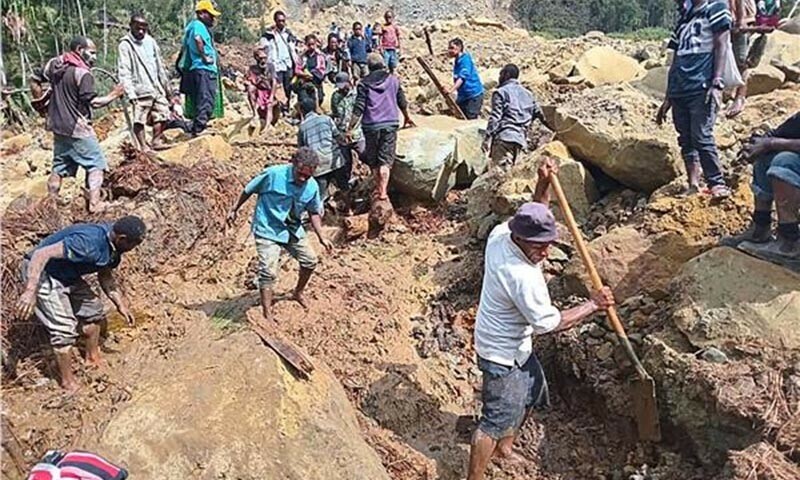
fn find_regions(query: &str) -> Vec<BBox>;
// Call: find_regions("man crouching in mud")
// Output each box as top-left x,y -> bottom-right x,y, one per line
468,159 -> 615,480
16,216 -> 146,392
227,147 -> 333,323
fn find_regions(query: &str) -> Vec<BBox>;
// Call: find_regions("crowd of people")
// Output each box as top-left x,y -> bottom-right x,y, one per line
13,0 -> 800,478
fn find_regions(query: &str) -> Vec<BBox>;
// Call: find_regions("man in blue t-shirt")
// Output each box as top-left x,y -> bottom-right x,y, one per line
227,148 -> 333,324
16,216 -> 147,392
179,0 -> 221,135
656,0 -> 732,199
447,38 -> 484,120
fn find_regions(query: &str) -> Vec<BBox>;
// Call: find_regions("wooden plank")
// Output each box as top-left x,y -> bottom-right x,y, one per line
416,57 -> 466,120
247,310 -> 315,380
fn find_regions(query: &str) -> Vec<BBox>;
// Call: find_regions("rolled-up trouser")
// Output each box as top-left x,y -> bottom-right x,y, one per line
477,353 -> 550,440
670,92 -> 725,187
20,260 -> 105,347
752,151 -> 800,202
188,69 -> 217,134
255,235 -> 318,289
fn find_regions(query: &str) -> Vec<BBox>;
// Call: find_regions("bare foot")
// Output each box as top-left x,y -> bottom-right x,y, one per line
261,309 -> 277,325
726,97 -> 745,118
495,449 -> 528,467
60,378 -> 81,394
84,355 -> 106,369
292,292 -> 309,310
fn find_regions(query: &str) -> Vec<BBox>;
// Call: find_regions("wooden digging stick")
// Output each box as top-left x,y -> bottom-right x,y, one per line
416,56 -> 466,120
247,312 -> 315,380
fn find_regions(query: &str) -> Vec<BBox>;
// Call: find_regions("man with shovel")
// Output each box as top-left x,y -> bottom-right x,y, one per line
468,159 -> 615,480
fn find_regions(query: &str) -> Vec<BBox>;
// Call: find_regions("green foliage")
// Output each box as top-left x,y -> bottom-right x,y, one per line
512,0 -> 678,35
607,27 -> 672,41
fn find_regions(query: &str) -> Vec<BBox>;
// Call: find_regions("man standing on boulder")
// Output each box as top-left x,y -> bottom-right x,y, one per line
722,111 -> 800,264
179,0 -> 221,136
656,0 -> 733,198
483,64 -> 542,169
15,216 -> 147,392
468,160 -> 615,480
348,53 -> 414,207
118,12 -> 177,152
41,36 -> 125,213
446,38 -> 484,120
226,148 -> 333,323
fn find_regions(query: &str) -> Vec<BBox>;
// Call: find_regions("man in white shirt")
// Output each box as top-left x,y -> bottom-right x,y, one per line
468,160 -> 615,480
261,10 -> 298,114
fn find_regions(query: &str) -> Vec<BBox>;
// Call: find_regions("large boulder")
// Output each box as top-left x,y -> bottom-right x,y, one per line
561,226 -> 700,300
542,84 -> 682,192
573,46 -> 646,87
761,30 -> 800,66
393,116 -> 486,201
158,134 -> 234,166
671,247 -> 800,352
632,66 -> 669,99
746,63 -> 786,96
96,322 -> 390,479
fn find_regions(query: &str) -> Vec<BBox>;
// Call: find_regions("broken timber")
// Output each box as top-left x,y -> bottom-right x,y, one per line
416,57 -> 466,120
247,311 -> 315,380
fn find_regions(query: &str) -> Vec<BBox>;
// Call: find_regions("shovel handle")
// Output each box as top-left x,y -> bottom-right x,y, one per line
549,173 -> 651,380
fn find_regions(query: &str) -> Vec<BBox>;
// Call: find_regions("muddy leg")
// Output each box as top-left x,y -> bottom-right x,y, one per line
134,123 -> 147,150
54,346 -> 79,392
259,287 -> 275,323
82,322 -> 102,367
375,165 -> 391,201
468,429 -> 497,480
292,267 -> 313,309
86,170 -> 108,213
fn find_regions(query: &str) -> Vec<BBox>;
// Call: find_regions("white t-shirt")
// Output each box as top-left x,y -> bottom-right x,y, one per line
474,222 -> 561,367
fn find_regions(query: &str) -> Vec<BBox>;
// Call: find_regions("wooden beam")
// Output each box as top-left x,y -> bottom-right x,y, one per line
247,310 -> 315,380
416,56 -> 466,120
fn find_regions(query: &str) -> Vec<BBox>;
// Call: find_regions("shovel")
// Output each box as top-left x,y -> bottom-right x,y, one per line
549,173 -> 661,442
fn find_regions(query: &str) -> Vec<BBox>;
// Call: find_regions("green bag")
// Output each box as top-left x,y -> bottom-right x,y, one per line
184,72 -> 225,120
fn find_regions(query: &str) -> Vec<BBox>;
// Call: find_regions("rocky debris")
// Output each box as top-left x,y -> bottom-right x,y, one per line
542,84 -> 681,192
573,46 -> 646,87
671,247 -> 800,352
95,322 -> 390,479
771,59 -> 800,83
561,227 -> 700,300
717,442 -> 800,480
540,141 -> 599,221
746,63 -> 787,96
632,66 -> 669,100
699,347 -> 729,364
392,116 -> 486,202
1,132 -> 33,154
762,30 -> 800,67
157,134 -> 234,166
468,16 -> 505,29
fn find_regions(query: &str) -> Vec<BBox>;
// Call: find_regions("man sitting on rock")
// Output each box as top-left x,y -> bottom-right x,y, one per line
15,216 -> 147,392
722,111 -> 800,265
483,63 -> 542,169
226,147 -> 333,324
468,159 -> 614,480
656,0 -> 733,198
297,95 -> 348,204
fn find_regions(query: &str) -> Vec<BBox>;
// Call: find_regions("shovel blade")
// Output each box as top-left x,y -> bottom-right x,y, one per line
631,376 -> 661,442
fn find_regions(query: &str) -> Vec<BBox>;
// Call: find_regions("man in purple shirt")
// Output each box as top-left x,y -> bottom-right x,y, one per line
346,52 -> 414,204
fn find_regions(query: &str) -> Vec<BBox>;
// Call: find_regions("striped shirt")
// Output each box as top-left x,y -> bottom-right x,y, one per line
667,0 -> 732,98
298,112 -> 344,176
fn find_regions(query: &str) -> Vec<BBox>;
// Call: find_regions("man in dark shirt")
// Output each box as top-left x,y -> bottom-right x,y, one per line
347,22 -> 371,81
656,0 -> 733,199
42,36 -> 125,213
16,216 -> 147,392
723,112 -> 800,266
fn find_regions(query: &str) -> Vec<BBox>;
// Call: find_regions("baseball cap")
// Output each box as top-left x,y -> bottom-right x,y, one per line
334,72 -> 350,89
508,203 -> 558,243
195,0 -> 221,16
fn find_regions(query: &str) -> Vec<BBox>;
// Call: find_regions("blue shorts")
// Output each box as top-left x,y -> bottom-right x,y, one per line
383,49 -> 399,70
477,354 -> 550,439
52,134 -> 107,178
752,151 -> 800,202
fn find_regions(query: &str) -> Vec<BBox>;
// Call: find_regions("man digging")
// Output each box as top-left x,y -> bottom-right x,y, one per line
468,159 -> 614,480
227,148 -> 333,323
15,216 -> 147,392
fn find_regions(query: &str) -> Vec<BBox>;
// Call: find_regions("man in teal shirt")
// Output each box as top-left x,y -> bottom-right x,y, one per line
227,147 -> 333,323
447,38 -> 484,120
180,0 -> 220,135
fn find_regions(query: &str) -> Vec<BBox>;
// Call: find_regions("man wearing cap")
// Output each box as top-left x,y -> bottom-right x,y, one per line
15,216 -> 147,392
179,0 -> 221,136
468,160 -> 614,480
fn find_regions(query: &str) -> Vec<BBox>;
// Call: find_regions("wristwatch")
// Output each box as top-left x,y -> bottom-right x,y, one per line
712,77 -> 725,90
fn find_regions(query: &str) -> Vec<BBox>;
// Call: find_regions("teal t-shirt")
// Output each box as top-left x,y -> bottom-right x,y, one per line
244,164 -> 322,243
184,19 -> 218,73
